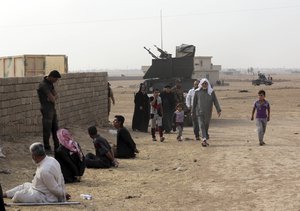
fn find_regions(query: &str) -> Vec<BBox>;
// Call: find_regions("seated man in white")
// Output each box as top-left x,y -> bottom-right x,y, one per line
2,142 -> 69,203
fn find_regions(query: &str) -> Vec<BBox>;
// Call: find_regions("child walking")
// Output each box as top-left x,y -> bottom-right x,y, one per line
251,90 -> 270,146
173,103 -> 185,141
150,89 -> 165,142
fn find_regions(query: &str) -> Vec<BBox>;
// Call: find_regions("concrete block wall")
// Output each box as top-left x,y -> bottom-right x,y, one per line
0,72 -> 108,139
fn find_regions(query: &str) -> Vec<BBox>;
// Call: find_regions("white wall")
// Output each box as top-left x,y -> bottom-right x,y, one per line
194,56 -> 212,71
192,56 -> 220,85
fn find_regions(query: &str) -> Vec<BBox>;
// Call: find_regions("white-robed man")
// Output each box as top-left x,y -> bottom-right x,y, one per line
2,142 -> 70,203
192,78 -> 221,147
185,80 -> 200,140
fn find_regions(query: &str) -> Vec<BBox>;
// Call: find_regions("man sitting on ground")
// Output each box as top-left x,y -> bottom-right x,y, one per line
113,115 -> 139,158
2,142 -> 70,203
55,128 -> 86,183
85,126 -> 118,168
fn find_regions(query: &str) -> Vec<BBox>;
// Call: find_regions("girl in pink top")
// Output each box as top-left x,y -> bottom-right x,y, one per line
173,104 -> 185,141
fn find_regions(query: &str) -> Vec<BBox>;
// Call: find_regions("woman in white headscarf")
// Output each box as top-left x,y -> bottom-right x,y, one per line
192,78 -> 221,147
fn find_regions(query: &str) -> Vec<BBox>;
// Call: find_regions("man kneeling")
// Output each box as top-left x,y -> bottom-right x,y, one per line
113,115 -> 139,158
2,142 -> 69,203
85,126 -> 118,168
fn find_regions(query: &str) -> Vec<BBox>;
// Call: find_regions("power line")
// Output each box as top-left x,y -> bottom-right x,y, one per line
164,5 -> 300,18
0,15 -> 158,29
0,5 -> 300,29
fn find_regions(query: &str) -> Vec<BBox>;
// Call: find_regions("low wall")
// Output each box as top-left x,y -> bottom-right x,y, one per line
0,72 -> 108,139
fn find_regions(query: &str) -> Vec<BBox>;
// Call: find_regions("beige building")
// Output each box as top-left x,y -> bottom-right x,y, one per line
192,56 -> 221,85
0,54 -> 68,78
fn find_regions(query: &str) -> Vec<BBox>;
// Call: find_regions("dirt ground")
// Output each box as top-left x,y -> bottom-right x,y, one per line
1,73 -> 300,211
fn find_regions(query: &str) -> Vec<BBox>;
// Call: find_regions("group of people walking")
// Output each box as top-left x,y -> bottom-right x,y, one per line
131,78 -> 222,147
131,77 -> 270,148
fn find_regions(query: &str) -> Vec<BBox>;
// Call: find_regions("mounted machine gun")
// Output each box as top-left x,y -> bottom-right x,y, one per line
153,45 -> 172,59
143,47 -> 159,59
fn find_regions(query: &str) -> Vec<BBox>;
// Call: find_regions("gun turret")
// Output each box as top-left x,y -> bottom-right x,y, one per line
144,47 -> 159,59
154,45 -> 172,59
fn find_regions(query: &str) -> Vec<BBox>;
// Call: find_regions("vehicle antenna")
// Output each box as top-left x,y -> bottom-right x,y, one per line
160,9 -> 163,50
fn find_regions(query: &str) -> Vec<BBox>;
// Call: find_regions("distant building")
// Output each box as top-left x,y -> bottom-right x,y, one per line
192,56 -> 221,85
0,54 -> 68,78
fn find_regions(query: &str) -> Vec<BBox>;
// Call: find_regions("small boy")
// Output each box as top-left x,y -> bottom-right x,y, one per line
150,89 -> 165,142
173,103 -> 185,141
251,90 -> 270,146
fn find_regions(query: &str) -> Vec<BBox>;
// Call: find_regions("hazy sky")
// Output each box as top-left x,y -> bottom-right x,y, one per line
0,0 -> 299,71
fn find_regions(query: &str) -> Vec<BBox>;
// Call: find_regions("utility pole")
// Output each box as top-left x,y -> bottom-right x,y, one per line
160,9 -> 163,50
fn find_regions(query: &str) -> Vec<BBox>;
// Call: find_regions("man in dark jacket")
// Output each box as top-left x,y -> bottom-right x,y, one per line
113,115 -> 139,158
37,70 -> 61,152
160,85 -> 176,133
86,126 -> 118,168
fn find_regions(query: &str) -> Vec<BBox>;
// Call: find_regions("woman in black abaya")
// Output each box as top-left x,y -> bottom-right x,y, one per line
132,83 -> 150,132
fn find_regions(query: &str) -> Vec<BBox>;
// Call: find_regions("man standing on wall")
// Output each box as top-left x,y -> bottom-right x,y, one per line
37,70 -> 61,152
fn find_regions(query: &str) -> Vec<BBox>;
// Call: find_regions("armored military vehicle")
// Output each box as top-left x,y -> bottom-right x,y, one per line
143,44 -> 198,126
252,73 -> 273,86
143,44 -> 196,93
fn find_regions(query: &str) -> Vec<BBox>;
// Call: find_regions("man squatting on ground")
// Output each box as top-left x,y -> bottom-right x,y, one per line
37,70 -> 61,152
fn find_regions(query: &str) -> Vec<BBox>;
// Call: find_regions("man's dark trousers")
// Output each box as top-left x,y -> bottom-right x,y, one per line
41,107 -> 59,150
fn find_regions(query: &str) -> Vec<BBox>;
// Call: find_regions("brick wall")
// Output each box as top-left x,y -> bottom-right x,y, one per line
0,72 -> 108,139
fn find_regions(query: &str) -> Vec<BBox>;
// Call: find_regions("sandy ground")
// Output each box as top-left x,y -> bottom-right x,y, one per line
1,73 -> 300,211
